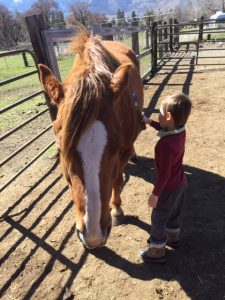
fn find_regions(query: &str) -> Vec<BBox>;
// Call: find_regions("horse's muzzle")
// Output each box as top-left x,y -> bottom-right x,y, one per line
76,222 -> 112,249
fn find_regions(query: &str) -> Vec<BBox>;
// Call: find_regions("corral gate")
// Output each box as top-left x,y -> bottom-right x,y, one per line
1,14 -> 225,192
0,49 -> 56,193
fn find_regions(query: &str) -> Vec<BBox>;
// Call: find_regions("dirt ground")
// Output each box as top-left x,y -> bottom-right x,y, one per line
1,45 -> 225,300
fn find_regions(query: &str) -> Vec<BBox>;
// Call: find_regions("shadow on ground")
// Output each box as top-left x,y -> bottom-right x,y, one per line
1,55 -> 224,300
92,161 -> 225,300
1,157 -> 224,300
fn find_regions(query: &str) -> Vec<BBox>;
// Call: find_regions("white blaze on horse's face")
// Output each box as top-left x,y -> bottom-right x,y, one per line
77,120 -> 108,248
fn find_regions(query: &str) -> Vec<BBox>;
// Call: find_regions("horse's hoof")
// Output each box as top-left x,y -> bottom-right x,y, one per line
130,155 -> 138,163
112,214 -> 124,226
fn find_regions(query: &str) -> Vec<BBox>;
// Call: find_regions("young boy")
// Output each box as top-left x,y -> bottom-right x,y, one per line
141,93 -> 192,263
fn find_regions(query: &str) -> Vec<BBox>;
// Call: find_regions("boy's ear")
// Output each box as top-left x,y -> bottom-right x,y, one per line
166,111 -> 172,121
38,64 -> 64,105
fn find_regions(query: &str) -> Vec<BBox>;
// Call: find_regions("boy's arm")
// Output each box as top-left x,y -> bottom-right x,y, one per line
150,120 -> 162,131
143,115 -> 161,131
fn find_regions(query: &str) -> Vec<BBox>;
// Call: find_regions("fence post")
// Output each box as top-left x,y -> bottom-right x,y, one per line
158,20 -> 163,59
196,16 -> 204,65
163,21 -> 168,53
199,16 -> 204,43
101,23 -> 113,40
169,18 -> 173,52
22,52 -> 29,67
174,18 -> 179,50
25,15 -> 50,67
25,14 -> 57,120
145,29 -> 150,49
151,21 -> 158,75
131,21 -> 139,55
158,21 -> 162,43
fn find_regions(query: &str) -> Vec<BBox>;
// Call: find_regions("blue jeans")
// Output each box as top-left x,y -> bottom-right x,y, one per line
149,184 -> 187,245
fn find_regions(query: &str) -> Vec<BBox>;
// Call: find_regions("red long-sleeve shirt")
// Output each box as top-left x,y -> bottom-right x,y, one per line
150,120 -> 187,196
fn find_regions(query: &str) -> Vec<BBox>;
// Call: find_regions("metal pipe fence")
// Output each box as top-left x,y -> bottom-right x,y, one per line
1,15 -> 225,193
0,49 -> 55,193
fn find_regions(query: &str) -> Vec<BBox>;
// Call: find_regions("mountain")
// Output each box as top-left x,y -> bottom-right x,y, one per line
1,0 -> 198,16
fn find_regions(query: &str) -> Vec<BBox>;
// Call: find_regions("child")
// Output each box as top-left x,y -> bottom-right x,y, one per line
141,93 -> 192,263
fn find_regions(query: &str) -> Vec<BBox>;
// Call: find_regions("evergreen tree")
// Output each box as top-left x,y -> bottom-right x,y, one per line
143,9 -> 155,25
51,10 -> 66,28
116,8 -> 125,25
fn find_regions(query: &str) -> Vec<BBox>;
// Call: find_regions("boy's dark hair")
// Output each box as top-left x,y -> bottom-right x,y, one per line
163,94 -> 192,128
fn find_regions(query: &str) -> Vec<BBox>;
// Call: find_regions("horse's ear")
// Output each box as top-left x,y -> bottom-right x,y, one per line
110,63 -> 131,95
38,64 -> 64,105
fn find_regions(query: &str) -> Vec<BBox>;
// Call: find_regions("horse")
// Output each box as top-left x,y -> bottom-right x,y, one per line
38,29 -> 145,249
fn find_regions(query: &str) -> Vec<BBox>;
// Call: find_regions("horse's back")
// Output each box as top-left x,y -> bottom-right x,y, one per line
102,40 -> 139,68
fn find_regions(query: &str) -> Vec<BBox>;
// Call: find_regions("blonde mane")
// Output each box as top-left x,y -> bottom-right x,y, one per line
62,30 -> 120,159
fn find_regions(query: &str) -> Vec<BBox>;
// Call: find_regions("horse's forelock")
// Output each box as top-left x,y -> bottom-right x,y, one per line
69,29 -> 90,56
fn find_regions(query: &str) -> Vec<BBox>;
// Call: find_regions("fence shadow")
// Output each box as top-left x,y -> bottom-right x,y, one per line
144,55 -> 195,117
0,165 -> 90,300
1,55 -> 223,299
1,158 -> 224,300
91,163 -> 225,300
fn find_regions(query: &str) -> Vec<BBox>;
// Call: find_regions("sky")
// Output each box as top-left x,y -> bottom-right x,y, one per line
1,0 -> 201,16
0,0 -> 111,15
0,0 -> 67,12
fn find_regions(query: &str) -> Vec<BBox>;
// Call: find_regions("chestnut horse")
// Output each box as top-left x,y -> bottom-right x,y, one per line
38,30 -> 144,249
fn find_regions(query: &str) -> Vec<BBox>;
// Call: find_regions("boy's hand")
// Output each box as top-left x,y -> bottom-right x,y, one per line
143,115 -> 153,125
148,194 -> 158,208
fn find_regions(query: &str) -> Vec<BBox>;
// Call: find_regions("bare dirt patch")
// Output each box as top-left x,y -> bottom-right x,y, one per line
1,47 -> 225,300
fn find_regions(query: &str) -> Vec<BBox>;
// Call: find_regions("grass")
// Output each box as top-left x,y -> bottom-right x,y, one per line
0,33 -> 152,170
208,32 -> 225,39
0,53 -> 40,106
0,53 -> 36,80
0,52 -> 48,132
0,33 -> 152,132
56,32 -> 152,80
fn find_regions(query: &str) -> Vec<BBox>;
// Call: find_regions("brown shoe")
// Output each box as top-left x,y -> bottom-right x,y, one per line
166,228 -> 180,248
140,243 -> 166,263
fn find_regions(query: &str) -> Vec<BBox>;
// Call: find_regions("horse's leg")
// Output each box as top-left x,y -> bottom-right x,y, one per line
111,172 -> 124,225
110,149 -> 132,225
130,145 -> 137,162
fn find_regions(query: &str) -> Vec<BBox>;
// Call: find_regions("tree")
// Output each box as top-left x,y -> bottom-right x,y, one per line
143,9 -> 155,25
14,11 -> 30,43
116,8 -> 125,25
0,4 -> 20,49
68,1 -> 90,26
198,0 -> 225,16
131,10 -> 140,24
26,0 -> 58,27
131,11 -> 136,20
87,12 -> 108,26
51,10 -> 66,28
111,17 -> 116,26
172,1 -> 196,21
67,2 -> 107,27
173,6 -> 184,21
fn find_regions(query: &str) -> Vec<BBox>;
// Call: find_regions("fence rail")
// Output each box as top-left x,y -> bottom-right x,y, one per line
0,49 -> 55,193
1,15 -> 225,193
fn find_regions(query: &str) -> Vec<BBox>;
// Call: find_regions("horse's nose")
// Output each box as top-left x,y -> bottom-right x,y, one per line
76,229 -> 106,249
86,238 -> 106,249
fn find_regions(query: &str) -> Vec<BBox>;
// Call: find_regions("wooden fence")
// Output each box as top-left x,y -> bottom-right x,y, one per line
26,14 -> 225,90
1,14 -> 225,192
